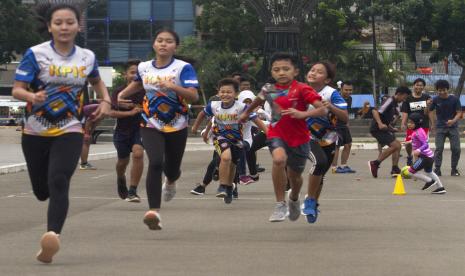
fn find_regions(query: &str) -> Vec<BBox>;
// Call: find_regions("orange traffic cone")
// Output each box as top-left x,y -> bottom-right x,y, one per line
393,174 -> 406,195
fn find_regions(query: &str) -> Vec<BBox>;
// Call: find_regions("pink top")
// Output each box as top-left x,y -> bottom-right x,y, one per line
411,128 -> 433,158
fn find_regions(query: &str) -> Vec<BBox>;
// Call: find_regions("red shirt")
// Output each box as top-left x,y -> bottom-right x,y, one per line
259,80 -> 321,147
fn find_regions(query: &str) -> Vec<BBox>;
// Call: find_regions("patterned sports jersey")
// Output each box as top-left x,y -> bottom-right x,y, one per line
204,101 -> 256,145
135,58 -> 199,132
257,80 -> 321,147
307,85 -> 347,146
15,41 -> 99,137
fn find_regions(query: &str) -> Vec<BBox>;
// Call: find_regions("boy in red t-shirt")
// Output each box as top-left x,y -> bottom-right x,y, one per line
240,52 -> 326,222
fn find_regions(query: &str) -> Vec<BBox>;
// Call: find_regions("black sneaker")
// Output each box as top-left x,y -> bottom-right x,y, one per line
250,174 -> 259,182
434,168 -> 442,176
422,180 -> 437,191
212,168 -> 219,181
256,164 -> 265,173
431,187 -> 446,194
232,183 -> 238,199
224,185 -> 233,204
391,166 -> 401,178
368,161 -> 379,178
216,185 -> 227,198
451,169 -> 461,176
126,193 -> 141,203
190,184 -> 205,195
117,177 -> 128,199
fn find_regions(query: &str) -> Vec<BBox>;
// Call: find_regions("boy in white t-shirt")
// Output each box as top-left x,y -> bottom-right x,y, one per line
192,78 -> 266,203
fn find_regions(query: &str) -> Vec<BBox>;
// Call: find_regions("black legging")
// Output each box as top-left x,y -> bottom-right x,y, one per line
202,151 -> 220,185
309,140 -> 336,184
140,127 -> 187,209
246,131 -> 267,175
21,133 -> 83,234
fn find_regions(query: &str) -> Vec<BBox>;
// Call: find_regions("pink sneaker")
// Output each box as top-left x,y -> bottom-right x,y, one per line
239,175 -> 254,185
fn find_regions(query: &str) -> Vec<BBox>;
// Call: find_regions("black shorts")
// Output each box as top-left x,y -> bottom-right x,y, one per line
266,138 -> 309,174
370,130 -> 396,146
213,138 -> 242,165
113,129 -> 143,159
336,127 -> 352,146
411,156 -> 434,173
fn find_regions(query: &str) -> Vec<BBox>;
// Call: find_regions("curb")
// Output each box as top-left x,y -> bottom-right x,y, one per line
0,142 -> 459,175
0,151 -> 118,175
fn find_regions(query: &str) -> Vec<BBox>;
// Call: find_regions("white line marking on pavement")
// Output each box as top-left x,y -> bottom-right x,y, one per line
91,174 -> 112,179
5,195 -> 465,204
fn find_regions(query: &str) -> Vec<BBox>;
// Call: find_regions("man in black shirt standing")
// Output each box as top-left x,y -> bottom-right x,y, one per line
429,80 -> 462,176
368,87 -> 411,178
400,78 -> 431,166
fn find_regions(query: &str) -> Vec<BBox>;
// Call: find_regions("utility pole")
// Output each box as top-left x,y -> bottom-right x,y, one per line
371,0 -> 378,104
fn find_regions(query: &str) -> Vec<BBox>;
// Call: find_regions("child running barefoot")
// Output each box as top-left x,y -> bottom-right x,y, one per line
402,113 -> 446,194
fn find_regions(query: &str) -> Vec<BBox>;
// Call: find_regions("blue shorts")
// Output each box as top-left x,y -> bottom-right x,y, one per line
113,129 -> 143,159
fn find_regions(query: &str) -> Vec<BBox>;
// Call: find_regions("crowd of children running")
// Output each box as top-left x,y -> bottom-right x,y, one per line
12,3 -> 464,264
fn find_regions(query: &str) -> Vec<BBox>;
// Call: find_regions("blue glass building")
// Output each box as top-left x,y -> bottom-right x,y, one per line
85,0 -> 195,64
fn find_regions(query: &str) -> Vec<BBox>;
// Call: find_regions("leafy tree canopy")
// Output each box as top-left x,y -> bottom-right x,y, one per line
194,0 -> 264,52
0,0 -> 41,64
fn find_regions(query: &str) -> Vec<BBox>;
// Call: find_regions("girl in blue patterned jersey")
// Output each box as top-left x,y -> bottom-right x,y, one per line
302,62 -> 349,223
117,29 -> 199,230
12,3 -> 111,263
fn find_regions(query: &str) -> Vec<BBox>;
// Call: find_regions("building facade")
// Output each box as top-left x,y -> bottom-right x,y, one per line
85,0 -> 195,64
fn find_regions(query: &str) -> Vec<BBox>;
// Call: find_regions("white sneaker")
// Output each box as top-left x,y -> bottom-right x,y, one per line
269,202 -> 287,222
287,193 -> 301,221
143,210 -> 163,230
162,181 -> 176,202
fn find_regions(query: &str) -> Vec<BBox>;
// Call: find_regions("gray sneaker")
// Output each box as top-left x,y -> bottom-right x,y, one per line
79,162 -> 96,170
162,181 -> 176,202
269,202 -> 287,222
287,194 -> 301,221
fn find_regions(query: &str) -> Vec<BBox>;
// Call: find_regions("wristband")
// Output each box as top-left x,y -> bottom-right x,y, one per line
101,99 -> 112,105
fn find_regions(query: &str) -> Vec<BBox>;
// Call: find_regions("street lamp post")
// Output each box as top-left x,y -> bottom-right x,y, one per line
371,0 -> 378,104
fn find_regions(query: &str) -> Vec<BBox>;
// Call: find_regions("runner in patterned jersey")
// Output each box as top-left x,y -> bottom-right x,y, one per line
12,4 -> 111,263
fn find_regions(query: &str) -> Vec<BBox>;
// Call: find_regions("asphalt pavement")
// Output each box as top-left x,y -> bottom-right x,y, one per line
1,137 -> 465,275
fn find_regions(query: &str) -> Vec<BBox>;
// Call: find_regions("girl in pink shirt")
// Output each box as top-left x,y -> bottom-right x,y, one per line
403,113 -> 445,194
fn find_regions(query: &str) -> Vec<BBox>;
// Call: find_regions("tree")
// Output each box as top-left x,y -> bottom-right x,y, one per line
301,0 -> 368,62
387,0 -> 465,96
376,47 -> 412,93
429,0 -> 465,96
385,0 -> 433,64
194,0 -> 264,52
176,36 -> 261,102
0,0 -> 41,65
